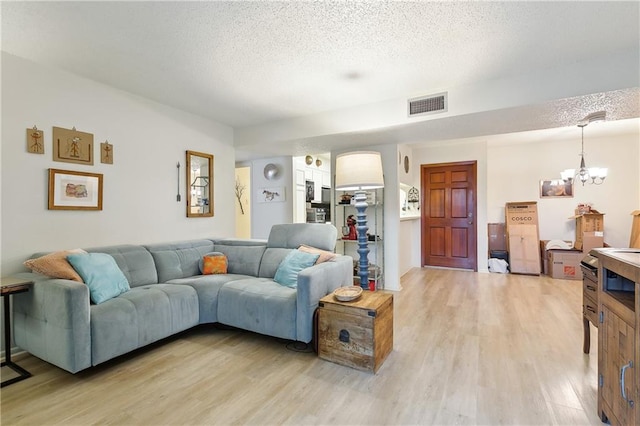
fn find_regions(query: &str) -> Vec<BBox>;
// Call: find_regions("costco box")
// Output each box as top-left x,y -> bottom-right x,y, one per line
547,249 -> 584,280
506,201 -> 539,227
631,210 -> 640,249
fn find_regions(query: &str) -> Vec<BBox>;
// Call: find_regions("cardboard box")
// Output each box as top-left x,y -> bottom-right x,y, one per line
547,249 -> 585,280
540,240 -> 572,275
488,223 -> 507,252
506,201 -> 539,227
580,231 -> 604,253
570,209 -> 604,249
630,210 -> 640,249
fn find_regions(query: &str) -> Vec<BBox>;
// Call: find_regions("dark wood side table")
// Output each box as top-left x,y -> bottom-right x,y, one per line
1,277 -> 33,387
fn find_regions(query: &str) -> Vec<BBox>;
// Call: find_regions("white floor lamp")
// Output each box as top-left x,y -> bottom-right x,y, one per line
335,151 -> 384,290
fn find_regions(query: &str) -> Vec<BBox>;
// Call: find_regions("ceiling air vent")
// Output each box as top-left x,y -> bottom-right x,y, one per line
408,92 -> 447,117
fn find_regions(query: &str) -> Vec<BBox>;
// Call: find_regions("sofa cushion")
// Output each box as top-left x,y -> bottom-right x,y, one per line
86,245 -> 158,287
145,240 -> 215,282
273,250 -> 319,288
212,242 -> 266,276
23,249 -> 87,282
257,248 -> 292,278
90,284 -> 198,365
267,223 -> 337,251
217,278 -> 297,341
67,253 -> 130,304
167,274 -> 254,324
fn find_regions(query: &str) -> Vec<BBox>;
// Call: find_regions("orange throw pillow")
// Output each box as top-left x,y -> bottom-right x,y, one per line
202,254 -> 228,275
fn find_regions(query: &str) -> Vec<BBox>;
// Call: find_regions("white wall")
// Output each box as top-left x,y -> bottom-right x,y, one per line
0,53 -> 236,276
398,144 -> 421,278
249,156 -> 293,239
487,129 -> 639,248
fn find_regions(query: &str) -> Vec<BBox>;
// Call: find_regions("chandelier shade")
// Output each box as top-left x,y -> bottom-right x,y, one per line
561,112 -> 607,186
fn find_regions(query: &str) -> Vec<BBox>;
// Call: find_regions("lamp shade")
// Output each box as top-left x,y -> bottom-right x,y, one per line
335,151 -> 384,190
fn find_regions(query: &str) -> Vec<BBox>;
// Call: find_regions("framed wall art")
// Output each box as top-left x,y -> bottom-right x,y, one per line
259,187 -> 285,203
540,179 -> 573,198
26,126 -> 44,154
100,140 -> 113,164
48,168 -> 103,210
52,126 -> 94,165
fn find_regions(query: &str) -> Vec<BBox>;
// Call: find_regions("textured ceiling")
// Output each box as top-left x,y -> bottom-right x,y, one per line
2,1 -> 639,158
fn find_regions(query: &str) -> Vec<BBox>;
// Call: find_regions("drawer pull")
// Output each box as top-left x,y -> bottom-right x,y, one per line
620,360 -> 634,406
586,285 -> 596,292
339,329 -> 350,343
586,305 -> 596,314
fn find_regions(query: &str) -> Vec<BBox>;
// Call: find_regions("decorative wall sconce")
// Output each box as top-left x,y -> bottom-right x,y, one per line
263,163 -> 279,180
408,186 -> 420,204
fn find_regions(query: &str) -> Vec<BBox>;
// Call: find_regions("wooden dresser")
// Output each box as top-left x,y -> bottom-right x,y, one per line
593,249 -> 639,425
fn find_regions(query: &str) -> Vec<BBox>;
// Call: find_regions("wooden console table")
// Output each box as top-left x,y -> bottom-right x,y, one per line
1,277 -> 33,387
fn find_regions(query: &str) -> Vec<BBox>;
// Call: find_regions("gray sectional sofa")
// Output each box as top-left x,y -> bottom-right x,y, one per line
12,223 -> 352,373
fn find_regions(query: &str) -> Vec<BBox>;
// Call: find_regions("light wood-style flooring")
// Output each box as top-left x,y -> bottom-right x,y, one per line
1,268 -> 601,425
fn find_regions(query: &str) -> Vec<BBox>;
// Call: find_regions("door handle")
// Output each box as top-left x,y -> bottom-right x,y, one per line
467,212 -> 473,225
620,360 -> 634,407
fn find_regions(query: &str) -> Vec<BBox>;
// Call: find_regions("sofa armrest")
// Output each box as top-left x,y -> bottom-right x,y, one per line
295,255 -> 353,342
12,272 -> 91,373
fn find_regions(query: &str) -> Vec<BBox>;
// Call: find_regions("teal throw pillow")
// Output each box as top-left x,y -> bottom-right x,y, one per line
67,253 -> 130,304
273,249 -> 320,288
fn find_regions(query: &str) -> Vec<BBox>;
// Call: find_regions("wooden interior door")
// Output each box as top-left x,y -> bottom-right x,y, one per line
421,161 -> 477,271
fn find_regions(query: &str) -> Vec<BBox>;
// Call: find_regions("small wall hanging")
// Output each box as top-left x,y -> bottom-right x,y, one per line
26,125 -> 44,154
53,126 -> 94,165
100,140 -> 113,164
259,187 -> 285,203
540,179 -> 573,198
48,168 -> 103,210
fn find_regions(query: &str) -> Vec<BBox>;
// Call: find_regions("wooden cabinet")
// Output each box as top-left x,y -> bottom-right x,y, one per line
317,291 -> 393,373
595,249 -> 639,425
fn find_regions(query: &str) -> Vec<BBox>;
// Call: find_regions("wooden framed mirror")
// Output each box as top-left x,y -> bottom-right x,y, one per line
186,150 -> 214,217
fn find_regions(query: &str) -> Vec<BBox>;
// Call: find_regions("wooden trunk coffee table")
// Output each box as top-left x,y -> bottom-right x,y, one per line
317,290 -> 393,373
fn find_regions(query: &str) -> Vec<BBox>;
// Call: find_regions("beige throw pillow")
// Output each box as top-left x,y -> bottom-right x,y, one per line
24,249 -> 87,282
298,244 -> 336,264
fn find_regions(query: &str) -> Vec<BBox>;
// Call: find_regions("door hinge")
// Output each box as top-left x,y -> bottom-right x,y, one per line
599,373 -> 604,388
599,311 -> 604,324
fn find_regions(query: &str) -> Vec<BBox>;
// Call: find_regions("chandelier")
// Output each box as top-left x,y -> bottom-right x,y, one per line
561,111 -> 607,186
